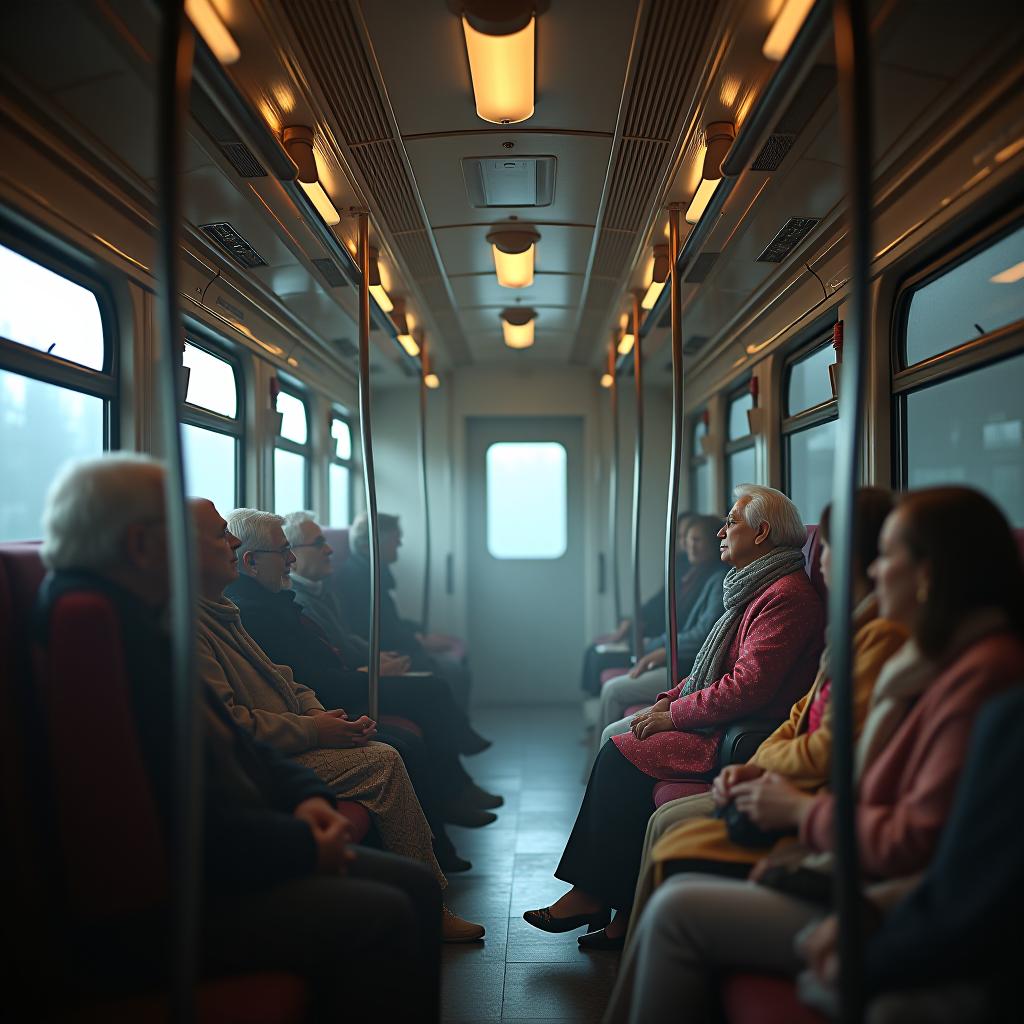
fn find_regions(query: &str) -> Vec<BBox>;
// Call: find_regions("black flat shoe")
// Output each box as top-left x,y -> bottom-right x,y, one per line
442,802 -> 498,828
578,927 -> 625,951
437,850 -> 473,873
459,731 -> 492,755
462,783 -> 504,809
523,906 -> 611,934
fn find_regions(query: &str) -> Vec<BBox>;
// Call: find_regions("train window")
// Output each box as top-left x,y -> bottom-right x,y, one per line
0,369 -> 105,540
725,389 -> 756,501
485,442 -> 567,559
689,415 -> 713,514
179,340 -> 243,514
783,338 -> 837,524
903,222 -> 1024,367
328,414 -> 353,526
0,243 -> 105,370
786,343 -> 833,415
274,387 -> 309,513
901,351 -> 1023,525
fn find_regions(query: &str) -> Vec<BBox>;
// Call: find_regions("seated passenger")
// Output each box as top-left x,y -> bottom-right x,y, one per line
35,455 -> 442,1018
626,488 -> 905,925
224,507 -> 498,851
337,512 -> 473,709
606,486 -> 1024,1024
597,515 -> 727,737
524,484 -> 824,949
579,512 -> 696,697
798,686 -> 1024,1023
191,497 -> 484,942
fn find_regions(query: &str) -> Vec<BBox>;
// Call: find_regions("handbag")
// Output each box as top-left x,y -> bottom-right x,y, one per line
715,800 -> 795,849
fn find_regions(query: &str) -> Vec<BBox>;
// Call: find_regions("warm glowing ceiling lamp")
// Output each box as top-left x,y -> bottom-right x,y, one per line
461,2 -> 535,124
762,0 -> 816,61
600,373 -> 614,388
281,126 -> 340,226
367,247 -> 394,312
424,372 -> 441,389
487,223 -> 540,288
685,122 -> 735,225
391,299 -> 420,356
501,307 -> 537,349
617,332 -> 635,356
991,260 -> 1024,284
185,0 -> 240,64
641,244 -> 671,309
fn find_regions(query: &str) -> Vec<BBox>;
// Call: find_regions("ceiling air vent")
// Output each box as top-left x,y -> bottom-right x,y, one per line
757,217 -> 820,263
751,134 -> 796,172
191,88 -> 268,178
746,66 -> 835,173
462,156 -> 556,208
200,222 -> 267,269
311,258 -> 347,288
686,252 -> 720,284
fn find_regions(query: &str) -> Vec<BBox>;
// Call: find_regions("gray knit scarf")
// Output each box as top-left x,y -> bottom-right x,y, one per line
681,546 -> 806,696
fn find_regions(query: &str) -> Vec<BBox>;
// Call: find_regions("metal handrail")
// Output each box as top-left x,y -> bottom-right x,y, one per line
356,211 -> 382,722
630,292 -> 644,662
664,206 -> 684,686
155,2 -> 201,1019
609,341 -> 623,625
419,347 -> 432,632
830,1 -> 872,1020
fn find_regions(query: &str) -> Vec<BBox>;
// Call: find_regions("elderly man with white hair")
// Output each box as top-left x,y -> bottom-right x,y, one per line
522,484 -> 824,950
34,454 -> 446,1018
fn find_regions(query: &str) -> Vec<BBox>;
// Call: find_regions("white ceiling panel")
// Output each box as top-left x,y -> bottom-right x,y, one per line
449,272 -> 584,309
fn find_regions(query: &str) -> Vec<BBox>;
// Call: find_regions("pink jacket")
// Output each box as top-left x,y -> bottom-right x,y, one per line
800,629 -> 1024,878
613,569 -> 824,780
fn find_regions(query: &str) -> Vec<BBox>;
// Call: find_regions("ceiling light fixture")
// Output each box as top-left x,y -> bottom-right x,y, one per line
281,126 -> 340,226
391,299 -> 421,356
617,332 -> 635,356
991,260 -> 1024,284
501,306 -> 537,349
641,244 -> 671,310
424,372 -> 441,389
762,0 -> 816,61
367,247 -> 394,312
487,223 -> 540,288
185,0 -> 240,64
461,2 -> 535,124
600,373 -> 614,388
685,122 -> 735,225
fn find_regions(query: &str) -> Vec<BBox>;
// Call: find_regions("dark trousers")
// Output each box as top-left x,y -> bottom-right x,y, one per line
203,847 -> 441,1022
580,644 -> 631,696
555,739 -> 656,911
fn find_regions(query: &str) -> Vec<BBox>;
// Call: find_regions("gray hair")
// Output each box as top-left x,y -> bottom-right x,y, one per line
733,483 -> 807,549
349,511 -> 400,555
281,510 -> 318,547
41,454 -> 166,571
226,508 -> 285,562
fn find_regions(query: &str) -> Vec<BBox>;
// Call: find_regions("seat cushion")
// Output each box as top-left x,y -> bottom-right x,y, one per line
653,780 -> 710,806
721,973 -> 825,1024
600,666 -> 629,688
335,800 -> 371,842
380,713 -> 424,737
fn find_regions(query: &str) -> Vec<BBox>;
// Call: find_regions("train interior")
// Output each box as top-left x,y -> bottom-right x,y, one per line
1,0 -> 1023,1020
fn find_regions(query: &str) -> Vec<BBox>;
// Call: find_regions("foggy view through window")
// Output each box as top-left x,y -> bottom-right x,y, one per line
486,442 -> 567,559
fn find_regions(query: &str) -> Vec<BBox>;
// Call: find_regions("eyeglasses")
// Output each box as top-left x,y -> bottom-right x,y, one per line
291,536 -> 329,550
250,544 -> 292,558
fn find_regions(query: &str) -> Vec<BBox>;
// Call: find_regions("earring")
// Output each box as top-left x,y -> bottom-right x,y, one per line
916,581 -> 928,604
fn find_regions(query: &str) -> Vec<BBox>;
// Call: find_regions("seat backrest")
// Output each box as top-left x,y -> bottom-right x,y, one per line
322,526 -> 350,567
801,525 -> 827,604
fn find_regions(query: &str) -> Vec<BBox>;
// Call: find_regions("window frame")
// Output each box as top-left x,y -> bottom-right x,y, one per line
0,226 -> 119,451
328,409 -> 355,526
892,210 -> 1024,494
688,410 -> 711,513
179,326 -> 246,508
274,382 -> 311,509
781,334 -> 838,503
724,384 -> 755,504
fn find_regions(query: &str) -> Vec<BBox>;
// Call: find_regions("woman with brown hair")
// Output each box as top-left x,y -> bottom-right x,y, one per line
604,486 -> 1024,1024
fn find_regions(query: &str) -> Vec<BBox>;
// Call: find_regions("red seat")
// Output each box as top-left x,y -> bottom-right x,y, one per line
721,973 -> 826,1024
380,713 -> 424,738
601,665 -> 629,688
653,779 -> 710,805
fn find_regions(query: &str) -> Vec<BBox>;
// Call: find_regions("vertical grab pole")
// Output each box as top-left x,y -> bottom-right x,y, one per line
155,3 -> 201,1020
630,292 -> 644,664
608,340 -> 622,625
419,338 -> 432,632
664,206 -> 684,688
830,1 -> 872,1021
357,212 -> 381,722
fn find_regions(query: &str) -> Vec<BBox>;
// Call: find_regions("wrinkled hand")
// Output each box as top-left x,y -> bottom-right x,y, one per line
629,646 -> 667,678
711,763 -> 765,807
314,712 -> 378,748
294,797 -> 357,874
380,651 -> 413,676
731,772 -> 814,831
630,710 -> 674,741
749,842 -> 812,882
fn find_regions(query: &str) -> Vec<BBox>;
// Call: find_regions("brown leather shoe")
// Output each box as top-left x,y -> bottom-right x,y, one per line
442,905 -> 485,943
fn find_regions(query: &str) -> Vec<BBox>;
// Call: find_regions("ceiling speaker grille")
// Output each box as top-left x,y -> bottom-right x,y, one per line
757,217 -> 820,263
200,222 -> 266,268
750,134 -> 795,172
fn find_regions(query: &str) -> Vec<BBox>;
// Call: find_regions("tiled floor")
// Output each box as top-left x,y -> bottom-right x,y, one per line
441,707 -> 620,1023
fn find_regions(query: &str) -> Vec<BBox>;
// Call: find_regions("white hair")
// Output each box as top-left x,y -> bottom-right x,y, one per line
226,508 -> 285,562
41,454 -> 166,571
349,511 -> 400,555
281,510 -> 318,547
733,483 -> 807,549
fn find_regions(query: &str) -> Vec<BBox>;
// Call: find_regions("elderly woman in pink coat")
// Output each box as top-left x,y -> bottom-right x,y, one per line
523,484 -> 824,949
